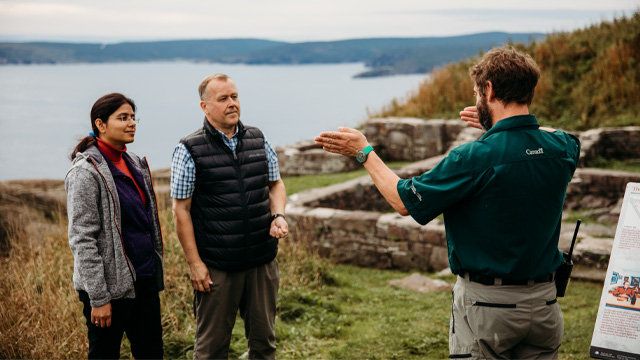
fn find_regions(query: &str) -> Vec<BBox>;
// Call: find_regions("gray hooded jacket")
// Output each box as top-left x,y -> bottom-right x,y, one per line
65,145 -> 164,307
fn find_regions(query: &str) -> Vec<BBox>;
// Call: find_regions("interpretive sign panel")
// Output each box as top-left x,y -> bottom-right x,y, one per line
590,183 -> 640,360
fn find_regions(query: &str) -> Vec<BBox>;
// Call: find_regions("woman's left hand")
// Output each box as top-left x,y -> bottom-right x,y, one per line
91,302 -> 112,328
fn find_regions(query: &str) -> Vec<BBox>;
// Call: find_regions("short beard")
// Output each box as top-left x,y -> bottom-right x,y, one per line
477,95 -> 493,131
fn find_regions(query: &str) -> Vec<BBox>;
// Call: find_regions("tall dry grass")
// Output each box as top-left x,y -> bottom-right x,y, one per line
0,199 -> 333,358
0,204 -> 86,358
372,11 -> 640,130
374,58 -> 476,121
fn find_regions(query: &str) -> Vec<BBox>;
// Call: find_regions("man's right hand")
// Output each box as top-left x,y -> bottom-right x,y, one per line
174,197 -> 214,293
189,261 -> 213,293
314,127 -> 369,157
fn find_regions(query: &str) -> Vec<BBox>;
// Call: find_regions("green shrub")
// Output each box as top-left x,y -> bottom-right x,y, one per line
373,12 -> 640,131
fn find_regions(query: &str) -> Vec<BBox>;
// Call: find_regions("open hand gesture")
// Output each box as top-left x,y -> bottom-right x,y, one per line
314,127 -> 369,157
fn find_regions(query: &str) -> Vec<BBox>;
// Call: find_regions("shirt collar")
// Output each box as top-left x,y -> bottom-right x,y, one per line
202,117 -> 245,141
213,124 -> 239,141
480,114 -> 540,140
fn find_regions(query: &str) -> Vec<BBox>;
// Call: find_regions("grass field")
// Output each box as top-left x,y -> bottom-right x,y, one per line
0,203 -> 603,359
0,168 -> 606,359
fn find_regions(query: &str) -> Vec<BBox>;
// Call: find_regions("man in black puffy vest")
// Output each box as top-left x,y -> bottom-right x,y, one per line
171,73 -> 289,360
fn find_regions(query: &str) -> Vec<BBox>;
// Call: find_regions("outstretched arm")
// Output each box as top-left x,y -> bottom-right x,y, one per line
314,127 -> 408,215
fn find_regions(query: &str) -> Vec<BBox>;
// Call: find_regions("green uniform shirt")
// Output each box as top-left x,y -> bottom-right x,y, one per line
397,115 -> 580,279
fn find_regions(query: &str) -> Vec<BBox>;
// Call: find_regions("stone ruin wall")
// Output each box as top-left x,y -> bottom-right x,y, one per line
277,118 -> 471,175
279,119 -> 640,273
579,126 -> 640,167
6,121 -> 637,272
286,205 -> 450,272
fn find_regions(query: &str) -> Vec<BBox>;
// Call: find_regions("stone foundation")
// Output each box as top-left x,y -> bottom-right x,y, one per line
286,202 -> 450,272
285,155 -> 452,272
282,119 -> 640,273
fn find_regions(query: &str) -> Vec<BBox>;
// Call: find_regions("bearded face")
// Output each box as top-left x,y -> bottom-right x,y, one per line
477,94 -> 493,131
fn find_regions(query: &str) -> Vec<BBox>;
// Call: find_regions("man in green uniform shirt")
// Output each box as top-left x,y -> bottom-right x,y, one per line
315,46 -> 580,359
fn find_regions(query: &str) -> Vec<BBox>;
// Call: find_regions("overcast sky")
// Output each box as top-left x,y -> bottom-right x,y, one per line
0,0 -> 637,43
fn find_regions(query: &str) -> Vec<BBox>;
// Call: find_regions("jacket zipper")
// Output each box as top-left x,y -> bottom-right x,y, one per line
88,157 -> 136,281
230,140 -> 252,259
143,157 -> 164,256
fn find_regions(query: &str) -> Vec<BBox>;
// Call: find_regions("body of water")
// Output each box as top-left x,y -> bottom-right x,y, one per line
0,62 -> 427,180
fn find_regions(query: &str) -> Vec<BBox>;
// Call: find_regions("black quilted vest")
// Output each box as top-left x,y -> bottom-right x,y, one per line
180,119 -> 277,271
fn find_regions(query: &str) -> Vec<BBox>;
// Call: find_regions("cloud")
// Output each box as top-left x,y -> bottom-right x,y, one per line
0,2 -> 91,16
0,0 -> 636,42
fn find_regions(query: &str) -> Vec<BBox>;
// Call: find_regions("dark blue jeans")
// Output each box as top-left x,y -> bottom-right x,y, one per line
79,279 -> 163,359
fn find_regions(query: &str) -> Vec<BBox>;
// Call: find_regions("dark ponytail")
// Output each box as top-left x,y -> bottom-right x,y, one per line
70,136 -> 97,161
70,93 -> 136,160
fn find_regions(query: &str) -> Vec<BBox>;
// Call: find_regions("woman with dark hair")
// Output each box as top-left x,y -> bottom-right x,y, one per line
65,93 -> 164,359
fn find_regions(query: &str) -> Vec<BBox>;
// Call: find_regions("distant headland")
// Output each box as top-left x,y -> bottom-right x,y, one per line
0,32 -> 544,77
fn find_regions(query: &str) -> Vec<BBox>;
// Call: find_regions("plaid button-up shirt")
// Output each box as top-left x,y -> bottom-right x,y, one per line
170,126 -> 280,199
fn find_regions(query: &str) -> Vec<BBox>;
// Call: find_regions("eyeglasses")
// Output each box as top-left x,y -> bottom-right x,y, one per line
115,114 -> 139,124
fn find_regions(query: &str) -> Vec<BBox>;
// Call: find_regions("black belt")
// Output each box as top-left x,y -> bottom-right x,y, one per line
462,272 -> 554,286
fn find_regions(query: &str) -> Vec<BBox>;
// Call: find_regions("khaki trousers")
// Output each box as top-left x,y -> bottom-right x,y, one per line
449,275 -> 563,359
193,258 -> 279,360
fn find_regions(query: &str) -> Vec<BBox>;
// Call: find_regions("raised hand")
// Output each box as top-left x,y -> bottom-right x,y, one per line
460,106 -> 481,130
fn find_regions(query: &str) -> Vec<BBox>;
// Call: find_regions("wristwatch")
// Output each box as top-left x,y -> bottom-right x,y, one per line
272,213 -> 285,221
356,145 -> 374,164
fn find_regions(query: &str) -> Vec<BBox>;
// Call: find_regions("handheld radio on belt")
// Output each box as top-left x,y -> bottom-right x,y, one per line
555,219 -> 581,297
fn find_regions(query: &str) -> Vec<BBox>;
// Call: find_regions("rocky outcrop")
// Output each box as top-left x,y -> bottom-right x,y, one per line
579,126 -> 640,167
